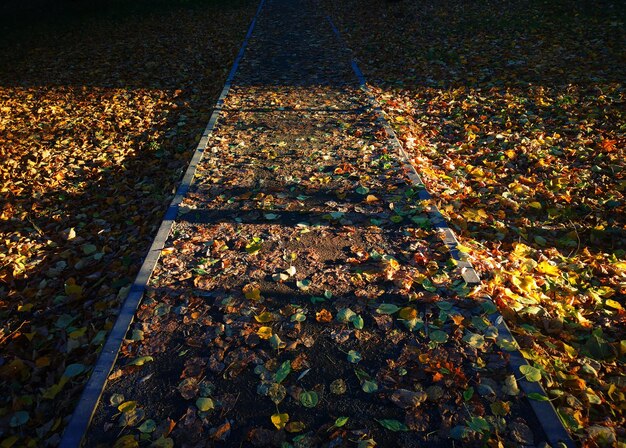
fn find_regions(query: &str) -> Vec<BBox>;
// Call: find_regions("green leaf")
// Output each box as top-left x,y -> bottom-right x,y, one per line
584,331 -> 616,360
450,425 -> 471,440
467,416 -> 490,433
519,365 -> 542,382
463,332 -> 486,349
422,278 -> 436,292
300,391 -> 319,408
63,363 -> 86,378
481,301 -> 497,314
334,416 -> 349,428
196,397 -> 215,411
429,330 -> 449,344
376,303 -> 400,314
497,336 -> 520,351
138,419 -> 156,433
463,387 -> 474,401
356,185 -> 370,195
130,329 -> 144,341
362,380 -> 378,393
270,334 -> 285,350
274,360 -> 292,383
127,356 -> 153,366
376,419 -> 408,432
350,314 -> 364,329
436,301 -> 453,311
527,392 -> 549,401
336,308 -> 356,323
347,350 -> 362,363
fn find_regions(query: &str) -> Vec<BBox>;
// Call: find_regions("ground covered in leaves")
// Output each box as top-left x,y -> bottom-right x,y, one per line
324,0 -> 626,445
88,0 -> 552,446
0,0 -> 256,445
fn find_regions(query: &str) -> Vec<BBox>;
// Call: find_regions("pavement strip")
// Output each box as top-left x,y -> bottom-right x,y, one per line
61,0 -> 574,446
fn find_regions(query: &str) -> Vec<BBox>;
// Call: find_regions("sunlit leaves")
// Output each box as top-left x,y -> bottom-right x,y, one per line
243,284 -> 262,301
254,311 -> 274,323
257,326 -> 273,339
333,416 -> 349,428
271,413 -> 289,430
519,365 -> 542,382
245,237 -> 263,255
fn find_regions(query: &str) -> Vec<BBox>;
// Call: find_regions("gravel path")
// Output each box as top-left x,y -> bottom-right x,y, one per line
84,0 -> 554,446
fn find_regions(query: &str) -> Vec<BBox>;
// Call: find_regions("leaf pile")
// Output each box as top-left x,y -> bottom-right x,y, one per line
324,0 -> 625,444
0,2 -> 255,445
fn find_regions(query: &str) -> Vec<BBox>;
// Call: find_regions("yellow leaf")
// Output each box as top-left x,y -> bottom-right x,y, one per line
254,311 -> 274,323
456,243 -> 472,254
398,307 -> 417,320
536,261 -> 560,277
562,343 -> 577,358
257,327 -> 273,339
271,413 -> 289,430
605,299 -> 623,310
511,275 -> 537,294
118,401 -> 137,413
243,284 -> 261,301
528,201 -> 542,210
612,261 -> 626,272
365,194 -> 379,203
512,243 -> 532,258
286,421 -> 305,433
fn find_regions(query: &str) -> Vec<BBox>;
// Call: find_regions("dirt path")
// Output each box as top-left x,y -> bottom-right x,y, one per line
83,0 -> 557,446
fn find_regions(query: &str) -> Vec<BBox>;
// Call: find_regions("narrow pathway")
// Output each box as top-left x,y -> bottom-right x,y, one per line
84,0 -> 555,446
